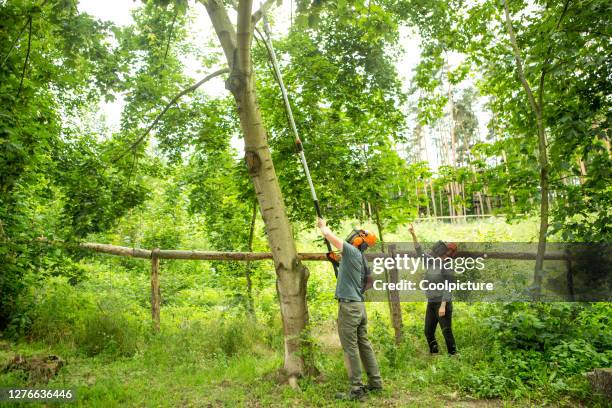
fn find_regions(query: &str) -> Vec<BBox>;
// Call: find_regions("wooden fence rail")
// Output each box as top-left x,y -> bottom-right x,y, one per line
77,242 -> 569,333
80,242 -> 568,261
80,243 -> 327,261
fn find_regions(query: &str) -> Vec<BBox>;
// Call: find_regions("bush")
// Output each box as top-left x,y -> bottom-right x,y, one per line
487,303 -> 611,353
11,277 -> 147,357
144,310 -> 271,368
26,277 -> 95,345
460,302 -> 612,400
369,311 -> 420,370
78,307 -> 145,357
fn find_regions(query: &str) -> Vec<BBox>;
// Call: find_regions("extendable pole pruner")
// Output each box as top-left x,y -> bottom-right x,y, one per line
261,11 -> 338,277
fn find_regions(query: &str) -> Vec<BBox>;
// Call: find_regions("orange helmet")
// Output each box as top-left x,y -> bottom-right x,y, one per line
346,229 -> 377,250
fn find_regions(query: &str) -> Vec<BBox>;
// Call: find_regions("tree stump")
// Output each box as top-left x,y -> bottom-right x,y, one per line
586,368 -> 612,400
4,354 -> 65,383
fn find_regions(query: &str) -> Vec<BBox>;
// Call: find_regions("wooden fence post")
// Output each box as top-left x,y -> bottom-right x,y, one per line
151,248 -> 161,333
387,244 -> 403,345
565,249 -> 574,301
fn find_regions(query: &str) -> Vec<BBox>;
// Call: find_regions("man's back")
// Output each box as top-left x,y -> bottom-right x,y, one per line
335,243 -> 364,301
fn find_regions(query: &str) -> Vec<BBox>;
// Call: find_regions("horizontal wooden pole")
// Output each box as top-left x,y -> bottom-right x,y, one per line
393,250 -> 566,260
80,242 -> 152,258
80,243 -> 337,261
416,214 -> 525,220
79,242 -> 567,261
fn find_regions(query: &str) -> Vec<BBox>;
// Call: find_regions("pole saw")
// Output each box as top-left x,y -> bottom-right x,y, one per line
260,12 -> 338,277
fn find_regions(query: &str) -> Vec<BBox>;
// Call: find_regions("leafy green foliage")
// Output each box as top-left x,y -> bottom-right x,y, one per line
0,1 -> 609,405
462,303 -> 612,399
255,1 -> 413,242
403,0 -> 612,240
0,0 -> 148,328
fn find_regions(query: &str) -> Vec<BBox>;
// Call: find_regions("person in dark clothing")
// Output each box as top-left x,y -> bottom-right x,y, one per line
408,223 -> 458,355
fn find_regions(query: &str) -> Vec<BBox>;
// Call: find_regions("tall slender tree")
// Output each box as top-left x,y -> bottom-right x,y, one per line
198,0 -> 311,383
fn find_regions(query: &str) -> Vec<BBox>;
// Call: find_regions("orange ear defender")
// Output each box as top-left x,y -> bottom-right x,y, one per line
346,229 -> 377,250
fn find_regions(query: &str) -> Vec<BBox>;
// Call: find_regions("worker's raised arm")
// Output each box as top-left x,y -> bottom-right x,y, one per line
408,223 -> 424,256
317,218 -> 344,250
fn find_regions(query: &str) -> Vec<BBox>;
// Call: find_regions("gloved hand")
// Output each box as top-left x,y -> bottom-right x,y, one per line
326,251 -> 340,267
318,217 -> 331,237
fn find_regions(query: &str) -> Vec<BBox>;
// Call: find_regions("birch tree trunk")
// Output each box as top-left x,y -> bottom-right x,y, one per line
429,179 -> 438,217
203,0 -> 310,383
446,67 -> 461,220
245,199 -> 257,315
503,0 -> 550,298
500,150 -> 516,208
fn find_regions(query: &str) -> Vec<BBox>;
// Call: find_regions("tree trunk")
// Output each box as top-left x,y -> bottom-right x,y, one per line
414,181 -> 423,217
204,0 -> 310,383
503,0 -> 549,298
388,244 -> 403,345
373,207 -> 403,344
424,184 -> 431,217
447,77 -> 457,168
476,190 -> 485,215
534,126 -> 549,298
578,158 -> 587,184
151,249 -> 161,333
422,134 -> 437,218
429,179 -> 438,217
586,368 -> 612,400
446,185 -> 454,219
461,181 -> 467,218
446,69 -> 462,221
501,150 -> 516,209
484,185 -> 493,214
244,198 -> 257,315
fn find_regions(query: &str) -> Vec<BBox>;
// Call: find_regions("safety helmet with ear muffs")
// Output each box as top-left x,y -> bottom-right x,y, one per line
431,240 -> 449,257
431,240 -> 458,257
345,229 -> 377,251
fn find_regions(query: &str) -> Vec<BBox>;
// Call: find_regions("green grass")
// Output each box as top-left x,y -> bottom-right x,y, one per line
2,305 -> 596,407
0,332 -> 497,407
2,302 -> 604,407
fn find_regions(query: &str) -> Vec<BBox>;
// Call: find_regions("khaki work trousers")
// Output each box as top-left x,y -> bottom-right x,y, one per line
337,301 -> 382,389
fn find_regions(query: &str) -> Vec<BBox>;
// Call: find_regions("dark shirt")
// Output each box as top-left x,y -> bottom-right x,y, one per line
415,243 -> 453,302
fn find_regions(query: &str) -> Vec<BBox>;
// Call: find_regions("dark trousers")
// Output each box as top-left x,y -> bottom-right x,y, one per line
425,301 -> 457,355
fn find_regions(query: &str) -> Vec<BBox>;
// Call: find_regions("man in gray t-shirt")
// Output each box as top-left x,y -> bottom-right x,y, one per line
317,218 -> 382,401
335,242 -> 366,301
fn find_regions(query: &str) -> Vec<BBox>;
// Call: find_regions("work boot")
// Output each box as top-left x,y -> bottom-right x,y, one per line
364,384 -> 383,393
335,386 -> 366,401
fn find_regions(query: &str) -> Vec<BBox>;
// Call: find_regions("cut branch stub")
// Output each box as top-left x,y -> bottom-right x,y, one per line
225,73 -> 243,93
245,150 -> 262,174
